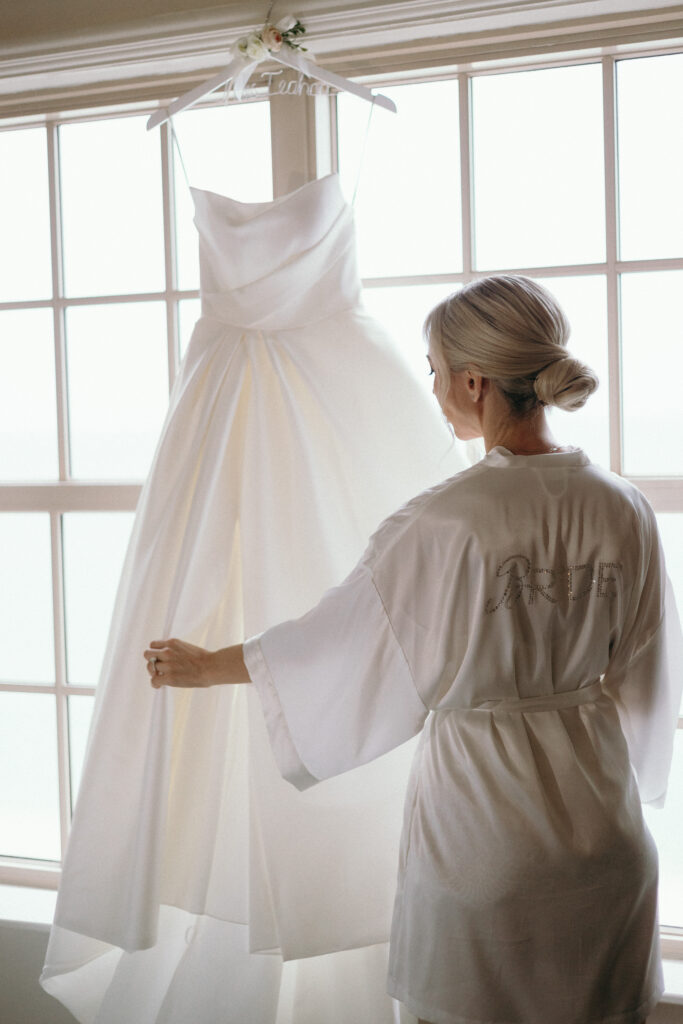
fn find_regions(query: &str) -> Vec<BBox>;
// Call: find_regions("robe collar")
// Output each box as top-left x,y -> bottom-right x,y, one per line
484,445 -> 591,468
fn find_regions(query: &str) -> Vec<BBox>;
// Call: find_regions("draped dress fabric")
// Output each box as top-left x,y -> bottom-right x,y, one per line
245,447 -> 683,1024
40,173 -> 468,1024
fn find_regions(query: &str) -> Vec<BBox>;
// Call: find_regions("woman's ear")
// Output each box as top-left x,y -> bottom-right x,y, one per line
466,372 -> 485,402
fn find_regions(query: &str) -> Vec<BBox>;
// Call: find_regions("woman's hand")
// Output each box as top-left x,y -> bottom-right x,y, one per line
144,640 -> 250,689
143,638 -> 217,689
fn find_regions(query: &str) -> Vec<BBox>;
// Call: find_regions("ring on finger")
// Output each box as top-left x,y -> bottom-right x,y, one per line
148,656 -> 158,675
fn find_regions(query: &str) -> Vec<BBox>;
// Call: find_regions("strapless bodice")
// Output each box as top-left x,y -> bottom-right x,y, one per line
191,174 -> 362,331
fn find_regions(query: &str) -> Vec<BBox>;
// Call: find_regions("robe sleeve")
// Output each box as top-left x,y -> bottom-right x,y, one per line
603,499 -> 683,807
243,563 -> 429,791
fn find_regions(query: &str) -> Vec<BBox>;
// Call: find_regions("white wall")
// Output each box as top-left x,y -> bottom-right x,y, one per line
3,0 -> 682,120
0,922 -> 77,1024
5,0 -> 683,48
656,1008 -> 683,1024
6,0 -> 680,51
1,916 -> 682,1024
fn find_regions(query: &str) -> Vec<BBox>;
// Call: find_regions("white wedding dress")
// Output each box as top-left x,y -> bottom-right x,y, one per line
40,173 -> 469,1023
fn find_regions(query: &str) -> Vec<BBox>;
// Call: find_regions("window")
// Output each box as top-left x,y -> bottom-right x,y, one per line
1,45 -> 682,940
337,53 -> 683,930
0,99 -> 272,883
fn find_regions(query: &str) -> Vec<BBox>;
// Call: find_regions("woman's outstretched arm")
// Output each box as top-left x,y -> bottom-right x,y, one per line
143,639 -> 251,689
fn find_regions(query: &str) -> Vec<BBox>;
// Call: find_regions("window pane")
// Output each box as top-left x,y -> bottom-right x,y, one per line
362,283 -> 458,401
179,297 -> 202,360
621,271 -> 683,476
60,116 -> 165,297
0,884 -> 56,923
68,694 -> 95,808
0,308 -> 58,480
531,276 -> 610,469
62,511 -> 134,685
472,64 -> 605,269
0,513 -> 54,684
66,302 -> 169,479
0,127 -> 52,302
657,513 -> 683,626
173,102 -> 273,291
338,80 -> 462,278
644,729 -> 683,928
617,54 -> 683,261
0,692 -> 60,860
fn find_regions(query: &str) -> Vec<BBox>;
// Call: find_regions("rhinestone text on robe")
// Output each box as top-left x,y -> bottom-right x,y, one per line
485,555 -> 622,613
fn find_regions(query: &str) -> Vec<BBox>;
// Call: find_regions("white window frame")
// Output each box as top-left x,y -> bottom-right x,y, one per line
335,48 -> 683,956
1,43 -> 682,963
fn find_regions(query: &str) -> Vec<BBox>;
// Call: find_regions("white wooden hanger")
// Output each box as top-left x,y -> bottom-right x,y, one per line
146,20 -> 396,131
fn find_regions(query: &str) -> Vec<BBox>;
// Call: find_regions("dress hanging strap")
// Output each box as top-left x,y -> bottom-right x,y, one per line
351,96 -> 376,206
169,118 -> 192,192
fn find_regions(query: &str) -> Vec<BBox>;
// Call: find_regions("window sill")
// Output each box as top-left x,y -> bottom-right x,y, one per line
663,959 -> 683,1005
0,884 -> 56,926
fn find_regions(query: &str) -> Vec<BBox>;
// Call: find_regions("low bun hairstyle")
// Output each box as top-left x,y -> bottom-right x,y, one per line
533,356 -> 599,412
424,275 -> 599,416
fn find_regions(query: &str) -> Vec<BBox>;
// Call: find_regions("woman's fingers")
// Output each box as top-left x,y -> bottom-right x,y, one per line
143,638 -> 210,689
144,639 -> 176,656
144,642 -> 170,685
144,648 -> 166,661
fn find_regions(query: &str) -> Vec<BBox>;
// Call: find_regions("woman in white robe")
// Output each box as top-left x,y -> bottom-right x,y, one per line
145,275 -> 682,1024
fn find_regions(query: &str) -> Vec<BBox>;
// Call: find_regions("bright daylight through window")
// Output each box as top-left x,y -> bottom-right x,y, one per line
1,50 -> 682,932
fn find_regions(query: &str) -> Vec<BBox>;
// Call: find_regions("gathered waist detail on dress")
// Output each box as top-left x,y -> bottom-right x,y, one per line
472,678 -> 604,714
199,294 -> 359,331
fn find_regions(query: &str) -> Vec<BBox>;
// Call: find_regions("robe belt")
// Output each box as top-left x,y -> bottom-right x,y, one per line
472,678 -> 604,713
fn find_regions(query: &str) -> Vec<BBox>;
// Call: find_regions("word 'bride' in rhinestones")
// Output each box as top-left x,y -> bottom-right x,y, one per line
485,555 -> 622,613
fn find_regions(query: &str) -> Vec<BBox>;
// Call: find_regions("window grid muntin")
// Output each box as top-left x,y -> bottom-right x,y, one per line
457,72 -> 475,284
46,123 -> 70,482
50,511 -> 70,859
0,50 -> 682,893
602,56 -> 622,475
160,120 -> 180,390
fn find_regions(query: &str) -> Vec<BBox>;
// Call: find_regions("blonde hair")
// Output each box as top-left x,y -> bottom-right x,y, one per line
424,275 -> 598,415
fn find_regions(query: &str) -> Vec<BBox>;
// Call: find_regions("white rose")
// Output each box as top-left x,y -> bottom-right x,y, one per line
262,24 -> 283,51
275,15 -> 298,32
238,32 -> 268,61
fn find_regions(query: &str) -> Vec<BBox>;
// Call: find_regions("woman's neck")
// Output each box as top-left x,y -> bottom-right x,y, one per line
482,400 -> 563,455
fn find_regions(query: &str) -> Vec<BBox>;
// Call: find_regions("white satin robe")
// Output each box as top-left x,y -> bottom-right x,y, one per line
245,446 -> 683,1024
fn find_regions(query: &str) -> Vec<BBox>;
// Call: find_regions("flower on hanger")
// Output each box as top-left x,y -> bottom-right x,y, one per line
275,15 -> 298,33
237,32 -> 269,61
235,14 -> 307,64
277,17 -> 307,50
262,25 -> 283,51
